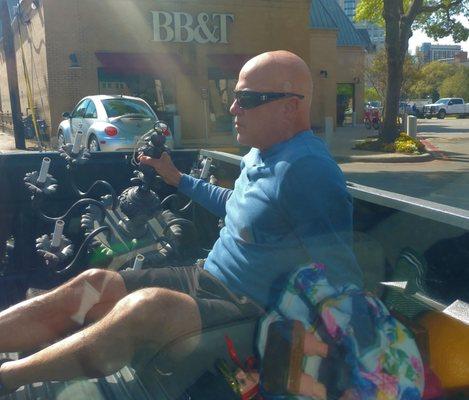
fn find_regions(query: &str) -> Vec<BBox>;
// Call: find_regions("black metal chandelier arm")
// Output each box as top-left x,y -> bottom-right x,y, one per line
54,225 -> 111,277
70,179 -> 118,210
35,198 -> 108,223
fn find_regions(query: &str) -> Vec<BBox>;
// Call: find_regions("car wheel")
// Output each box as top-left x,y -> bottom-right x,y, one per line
437,109 -> 446,119
57,131 -> 66,149
88,135 -> 101,152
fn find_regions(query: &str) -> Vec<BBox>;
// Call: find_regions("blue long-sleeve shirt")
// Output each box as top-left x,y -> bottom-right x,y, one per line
178,130 -> 362,308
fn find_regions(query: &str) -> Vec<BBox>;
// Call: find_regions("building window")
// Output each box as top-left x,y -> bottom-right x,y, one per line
97,69 -> 176,115
207,69 -> 237,133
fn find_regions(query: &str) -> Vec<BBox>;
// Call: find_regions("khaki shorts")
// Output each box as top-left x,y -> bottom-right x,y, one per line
119,264 -> 264,329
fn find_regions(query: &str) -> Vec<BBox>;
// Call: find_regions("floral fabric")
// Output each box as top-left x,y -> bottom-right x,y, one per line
257,263 -> 424,400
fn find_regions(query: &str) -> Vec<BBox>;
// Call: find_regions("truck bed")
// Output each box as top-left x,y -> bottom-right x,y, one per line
0,149 -> 468,399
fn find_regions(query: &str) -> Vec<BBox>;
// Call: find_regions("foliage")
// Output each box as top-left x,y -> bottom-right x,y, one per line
354,133 -> 425,154
356,1 -> 469,43
394,132 -> 426,154
365,49 -> 421,103
439,66 -> 469,100
365,87 -> 381,102
356,0 -> 468,143
409,62 -> 459,100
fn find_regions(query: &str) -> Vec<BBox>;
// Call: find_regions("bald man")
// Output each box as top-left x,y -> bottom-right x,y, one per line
0,51 -> 361,396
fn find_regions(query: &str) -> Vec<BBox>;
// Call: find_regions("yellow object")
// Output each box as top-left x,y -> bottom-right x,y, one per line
419,311 -> 469,390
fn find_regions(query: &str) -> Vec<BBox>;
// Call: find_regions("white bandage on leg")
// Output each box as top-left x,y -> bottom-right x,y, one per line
70,275 -> 113,325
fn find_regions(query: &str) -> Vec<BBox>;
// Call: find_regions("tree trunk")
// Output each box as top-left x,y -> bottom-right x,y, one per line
383,56 -> 404,143
382,0 -> 405,143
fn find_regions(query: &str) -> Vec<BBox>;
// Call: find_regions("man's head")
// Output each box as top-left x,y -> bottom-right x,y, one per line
230,50 -> 313,151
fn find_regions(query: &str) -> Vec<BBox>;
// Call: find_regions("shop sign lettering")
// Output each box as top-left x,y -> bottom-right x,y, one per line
152,11 -> 234,44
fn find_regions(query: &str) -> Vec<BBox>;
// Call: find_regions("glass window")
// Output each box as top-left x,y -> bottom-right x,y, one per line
101,98 -> 155,118
2,1 -> 469,398
71,99 -> 90,118
207,70 -> 237,134
84,101 -> 97,119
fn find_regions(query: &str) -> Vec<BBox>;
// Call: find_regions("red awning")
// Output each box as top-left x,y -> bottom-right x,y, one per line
95,52 -> 189,77
208,54 -> 253,76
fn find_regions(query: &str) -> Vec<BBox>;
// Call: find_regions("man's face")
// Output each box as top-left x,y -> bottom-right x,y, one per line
230,69 -> 285,150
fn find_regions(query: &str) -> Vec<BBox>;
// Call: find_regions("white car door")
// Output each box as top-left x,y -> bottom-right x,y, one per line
451,99 -> 465,114
82,100 -> 98,146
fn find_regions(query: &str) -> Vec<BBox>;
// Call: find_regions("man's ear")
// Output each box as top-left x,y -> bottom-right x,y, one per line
284,98 -> 300,114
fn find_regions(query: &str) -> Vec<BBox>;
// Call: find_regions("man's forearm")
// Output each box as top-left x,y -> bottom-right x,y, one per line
178,174 -> 232,218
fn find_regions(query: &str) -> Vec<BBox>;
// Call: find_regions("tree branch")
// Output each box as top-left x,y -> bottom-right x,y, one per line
419,0 -> 463,15
405,0 -> 424,22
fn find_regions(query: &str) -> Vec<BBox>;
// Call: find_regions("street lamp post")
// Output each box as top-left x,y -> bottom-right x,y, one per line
1,0 -> 26,149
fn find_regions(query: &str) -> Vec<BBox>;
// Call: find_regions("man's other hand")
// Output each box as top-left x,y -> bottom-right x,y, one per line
139,153 -> 182,187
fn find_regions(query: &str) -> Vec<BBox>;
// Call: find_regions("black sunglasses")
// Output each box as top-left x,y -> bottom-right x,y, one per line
234,91 -> 305,109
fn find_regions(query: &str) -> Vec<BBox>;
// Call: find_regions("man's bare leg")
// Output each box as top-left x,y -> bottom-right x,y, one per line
0,269 -> 127,352
0,287 -> 201,390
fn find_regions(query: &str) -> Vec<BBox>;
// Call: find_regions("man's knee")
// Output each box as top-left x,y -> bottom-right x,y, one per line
115,288 -> 201,337
64,269 -> 127,325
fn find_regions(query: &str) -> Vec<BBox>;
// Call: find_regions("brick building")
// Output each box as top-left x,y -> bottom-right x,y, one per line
0,0 -> 366,148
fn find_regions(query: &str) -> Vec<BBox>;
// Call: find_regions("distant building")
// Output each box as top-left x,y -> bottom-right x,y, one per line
453,51 -> 468,66
355,21 -> 385,51
336,0 -> 357,19
417,43 -> 463,63
435,52 -> 468,65
336,0 -> 385,52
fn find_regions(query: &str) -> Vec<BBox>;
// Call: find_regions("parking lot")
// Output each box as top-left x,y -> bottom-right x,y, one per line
340,118 -> 469,209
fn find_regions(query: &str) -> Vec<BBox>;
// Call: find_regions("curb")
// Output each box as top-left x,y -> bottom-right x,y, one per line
334,152 -> 434,163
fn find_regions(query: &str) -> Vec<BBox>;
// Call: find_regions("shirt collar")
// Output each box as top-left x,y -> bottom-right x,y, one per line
258,130 -> 313,160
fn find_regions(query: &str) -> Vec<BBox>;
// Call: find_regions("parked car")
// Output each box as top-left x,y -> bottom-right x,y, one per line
57,95 -> 173,152
423,98 -> 469,119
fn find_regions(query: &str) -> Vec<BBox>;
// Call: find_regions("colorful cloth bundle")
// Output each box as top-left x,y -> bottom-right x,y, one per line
257,263 -> 425,400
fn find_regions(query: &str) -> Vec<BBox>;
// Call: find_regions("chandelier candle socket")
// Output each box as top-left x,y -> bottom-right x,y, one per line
72,132 -> 84,155
37,157 -> 51,184
133,254 -> 145,271
51,219 -> 65,249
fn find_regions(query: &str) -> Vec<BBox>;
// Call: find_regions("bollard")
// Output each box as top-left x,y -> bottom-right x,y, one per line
407,115 -> 417,138
325,117 -> 334,144
352,112 -> 357,127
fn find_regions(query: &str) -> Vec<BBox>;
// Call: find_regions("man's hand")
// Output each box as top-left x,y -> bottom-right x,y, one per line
138,152 -> 183,187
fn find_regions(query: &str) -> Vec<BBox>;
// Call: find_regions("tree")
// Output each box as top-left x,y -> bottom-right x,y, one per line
365,48 -> 421,103
439,66 -> 469,100
356,0 -> 469,143
409,61 -> 458,101
365,87 -> 381,102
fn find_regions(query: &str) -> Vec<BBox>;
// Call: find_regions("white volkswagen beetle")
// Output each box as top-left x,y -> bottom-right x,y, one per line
57,95 -> 174,152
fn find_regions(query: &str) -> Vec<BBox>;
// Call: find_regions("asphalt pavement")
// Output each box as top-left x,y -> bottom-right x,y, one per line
334,118 -> 469,210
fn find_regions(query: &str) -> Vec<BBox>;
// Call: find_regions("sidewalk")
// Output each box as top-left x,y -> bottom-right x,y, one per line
0,131 -> 49,152
0,126 -> 433,162
322,125 -> 433,163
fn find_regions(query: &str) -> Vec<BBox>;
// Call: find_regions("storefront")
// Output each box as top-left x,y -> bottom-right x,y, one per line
0,0 -> 366,148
